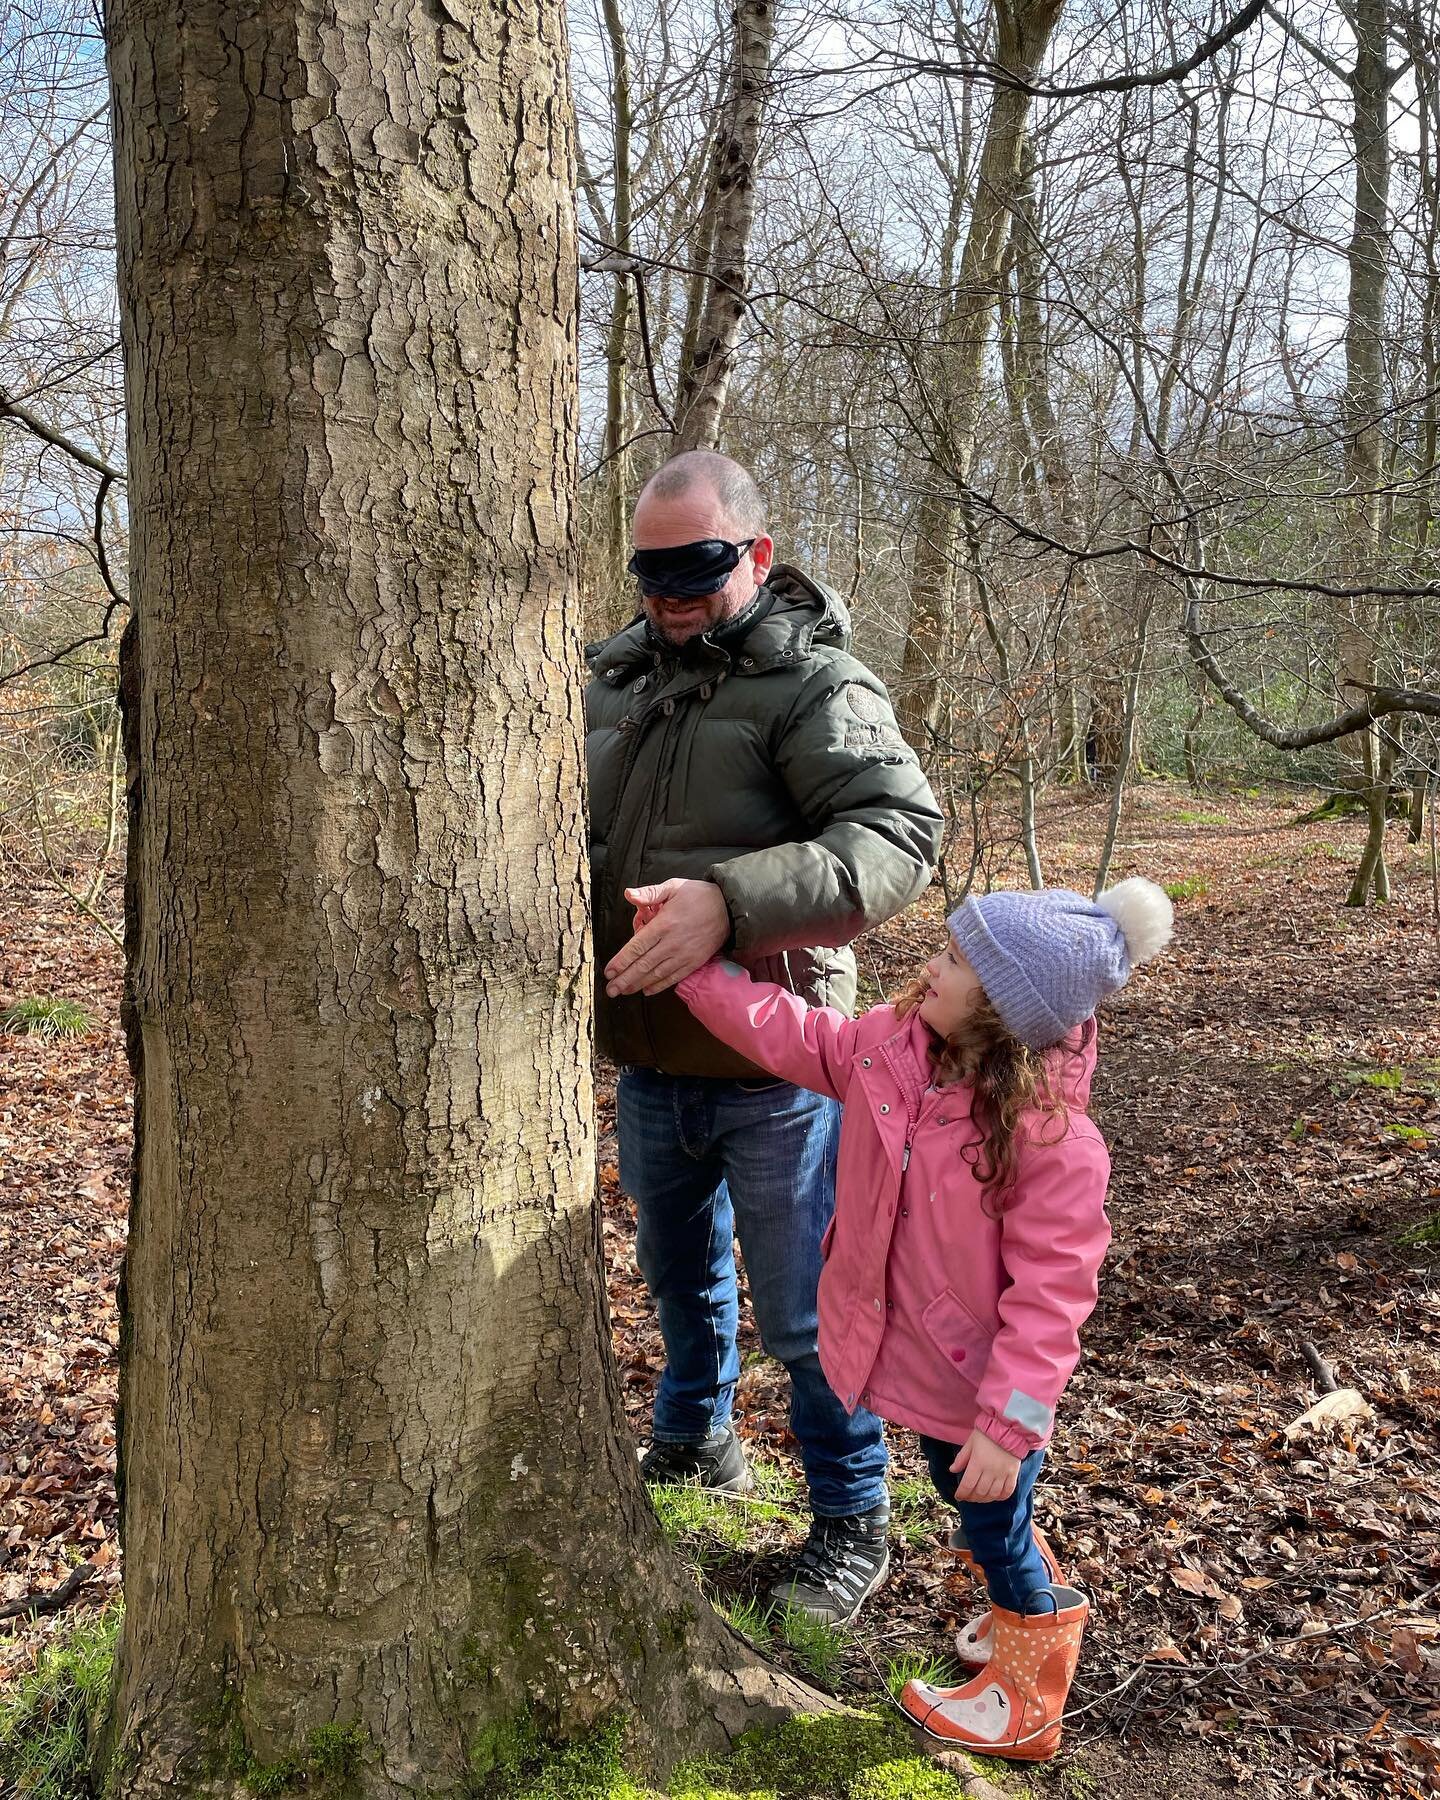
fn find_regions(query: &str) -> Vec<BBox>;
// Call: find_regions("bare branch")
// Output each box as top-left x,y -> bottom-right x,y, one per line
0,383 -> 125,482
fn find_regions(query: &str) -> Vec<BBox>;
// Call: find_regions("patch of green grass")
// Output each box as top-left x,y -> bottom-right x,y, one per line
1289,1117 -> 1308,1142
888,1480 -> 944,1549
882,1651 -> 958,1701
0,1608 -> 118,1800
2,996 -> 93,1040
773,1607 -> 847,1687
646,1482 -> 799,1575
747,1462 -> 803,1508
1173,809 -> 1228,827
1163,876 -> 1209,901
1399,1210 -> 1440,1250
715,1597 -> 773,1647
1383,1123 -> 1429,1145
1351,1067 -> 1405,1090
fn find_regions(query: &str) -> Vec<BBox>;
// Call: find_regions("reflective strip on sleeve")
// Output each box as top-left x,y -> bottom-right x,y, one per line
1003,1389 -> 1053,1437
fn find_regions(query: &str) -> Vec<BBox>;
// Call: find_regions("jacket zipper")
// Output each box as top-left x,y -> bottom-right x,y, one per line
879,1039 -> 924,1177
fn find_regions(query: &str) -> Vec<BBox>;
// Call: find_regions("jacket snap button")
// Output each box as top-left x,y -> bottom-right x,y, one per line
879,1103 -> 889,1114
742,657 -> 754,667
632,678 -> 646,692
939,1115 -> 948,1124
861,1057 -> 871,1067
874,1298 -> 882,1311
951,1348 -> 966,1363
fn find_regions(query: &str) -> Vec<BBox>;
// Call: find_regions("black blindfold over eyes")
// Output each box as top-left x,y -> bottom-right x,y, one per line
627,538 -> 754,597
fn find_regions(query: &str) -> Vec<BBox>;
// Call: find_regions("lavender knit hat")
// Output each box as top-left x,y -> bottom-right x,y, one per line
946,878 -> 1174,1049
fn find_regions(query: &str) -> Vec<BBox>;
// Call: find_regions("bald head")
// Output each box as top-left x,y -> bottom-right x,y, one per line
638,451 -> 767,540
630,451 -> 774,645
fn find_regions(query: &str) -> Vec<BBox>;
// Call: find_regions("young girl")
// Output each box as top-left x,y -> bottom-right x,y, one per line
666,878 -> 1173,1762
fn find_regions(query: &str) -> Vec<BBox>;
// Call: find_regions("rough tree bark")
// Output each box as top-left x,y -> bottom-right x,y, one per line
898,0 -> 1066,750
101,1 -> 810,1792
672,0 -> 775,452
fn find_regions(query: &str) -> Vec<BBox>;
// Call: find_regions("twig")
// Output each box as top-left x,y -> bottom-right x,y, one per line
0,1560 -> 98,1625
1169,1581 -> 1440,1694
1299,1339 -> 1339,1395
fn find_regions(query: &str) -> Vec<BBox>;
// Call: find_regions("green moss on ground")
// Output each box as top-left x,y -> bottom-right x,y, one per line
476,1711 -> 987,1799
3,1618 -> 998,1800
671,1712 -> 978,1799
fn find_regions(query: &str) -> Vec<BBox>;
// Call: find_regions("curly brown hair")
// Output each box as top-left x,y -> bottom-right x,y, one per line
892,971 -> 1073,1210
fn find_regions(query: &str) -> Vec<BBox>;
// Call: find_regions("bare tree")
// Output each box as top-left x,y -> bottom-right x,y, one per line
100,0 -> 809,1786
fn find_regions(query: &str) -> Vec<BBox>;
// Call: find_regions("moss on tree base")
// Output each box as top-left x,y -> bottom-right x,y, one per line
2,1619 -> 1018,1800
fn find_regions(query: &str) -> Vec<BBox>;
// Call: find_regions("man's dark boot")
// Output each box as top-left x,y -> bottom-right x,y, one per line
769,1502 -> 890,1625
639,1421 -> 754,1493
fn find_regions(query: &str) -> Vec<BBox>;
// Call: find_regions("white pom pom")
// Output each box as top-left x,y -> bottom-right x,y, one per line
1097,877 -> 1174,965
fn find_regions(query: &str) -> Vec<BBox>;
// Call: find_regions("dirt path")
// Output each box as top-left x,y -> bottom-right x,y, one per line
3,784 -> 1438,1796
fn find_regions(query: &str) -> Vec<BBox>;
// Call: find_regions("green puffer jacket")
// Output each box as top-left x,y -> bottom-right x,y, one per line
585,565 -> 944,1078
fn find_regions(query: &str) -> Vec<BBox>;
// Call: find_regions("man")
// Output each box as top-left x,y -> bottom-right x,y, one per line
586,450 -> 942,1624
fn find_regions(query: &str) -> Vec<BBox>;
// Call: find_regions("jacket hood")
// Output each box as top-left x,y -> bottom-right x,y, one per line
585,562 -> 852,680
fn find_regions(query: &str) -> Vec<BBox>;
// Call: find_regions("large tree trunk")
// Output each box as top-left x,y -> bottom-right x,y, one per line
101,2 -> 808,1792
898,0 -> 1066,749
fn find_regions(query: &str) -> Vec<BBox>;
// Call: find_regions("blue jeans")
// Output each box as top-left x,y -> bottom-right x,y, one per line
617,1066 -> 889,1517
921,1434 -> 1053,1614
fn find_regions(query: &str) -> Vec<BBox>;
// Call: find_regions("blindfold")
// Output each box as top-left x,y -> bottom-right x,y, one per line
627,537 -> 755,598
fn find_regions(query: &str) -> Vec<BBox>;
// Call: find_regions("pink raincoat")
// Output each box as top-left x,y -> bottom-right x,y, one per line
675,959 -> 1112,1455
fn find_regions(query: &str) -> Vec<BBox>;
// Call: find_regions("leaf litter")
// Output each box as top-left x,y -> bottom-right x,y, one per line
3,785 -> 1438,1797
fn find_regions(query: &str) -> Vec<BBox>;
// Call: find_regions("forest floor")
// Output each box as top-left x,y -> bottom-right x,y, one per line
2,781 -> 1439,1798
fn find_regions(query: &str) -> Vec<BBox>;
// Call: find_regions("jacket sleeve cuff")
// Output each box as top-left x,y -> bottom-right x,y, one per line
973,1408 -> 1047,1460
675,958 -> 729,1006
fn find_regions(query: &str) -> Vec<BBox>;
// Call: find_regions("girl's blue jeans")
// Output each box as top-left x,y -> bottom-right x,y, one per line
618,1065 -> 889,1518
919,1433 -> 1055,1614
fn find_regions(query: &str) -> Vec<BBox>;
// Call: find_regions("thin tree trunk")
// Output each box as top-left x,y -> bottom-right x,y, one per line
599,0 -> 635,626
1410,759 -> 1430,845
898,0 -> 1066,748
1092,598 -> 1155,896
101,3 -> 809,1791
1340,0 -> 1393,900
673,0 -> 775,451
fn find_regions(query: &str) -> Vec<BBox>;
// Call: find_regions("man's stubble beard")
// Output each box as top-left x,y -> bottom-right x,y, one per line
643,584 -> 752,649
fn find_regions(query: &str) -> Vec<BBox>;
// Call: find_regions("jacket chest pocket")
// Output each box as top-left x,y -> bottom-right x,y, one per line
921,1287 -> 994,1388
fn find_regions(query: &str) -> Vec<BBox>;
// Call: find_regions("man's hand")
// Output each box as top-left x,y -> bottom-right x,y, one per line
950,1428 -> 1021,1505
604,879 -> 731,998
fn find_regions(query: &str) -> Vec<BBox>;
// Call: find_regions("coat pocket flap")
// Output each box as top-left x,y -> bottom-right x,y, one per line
920,1287 -> 994,1383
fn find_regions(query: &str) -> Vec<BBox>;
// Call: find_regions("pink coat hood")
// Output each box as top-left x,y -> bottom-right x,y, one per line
676,959 -> 1111,1454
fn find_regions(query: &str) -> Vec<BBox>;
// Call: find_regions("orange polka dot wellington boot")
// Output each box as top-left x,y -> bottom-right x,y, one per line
947,1523 -> 1066,1670
900,1586 -> 1089,1763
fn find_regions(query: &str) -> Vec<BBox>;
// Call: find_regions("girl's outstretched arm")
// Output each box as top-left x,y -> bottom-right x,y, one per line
674,959 -> 867,1102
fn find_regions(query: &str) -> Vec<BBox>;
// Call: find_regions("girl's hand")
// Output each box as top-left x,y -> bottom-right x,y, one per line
950,1429 -> 1020,1504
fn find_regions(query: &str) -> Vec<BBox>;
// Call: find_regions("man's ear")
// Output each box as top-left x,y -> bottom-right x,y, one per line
752,534 -> 775,581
